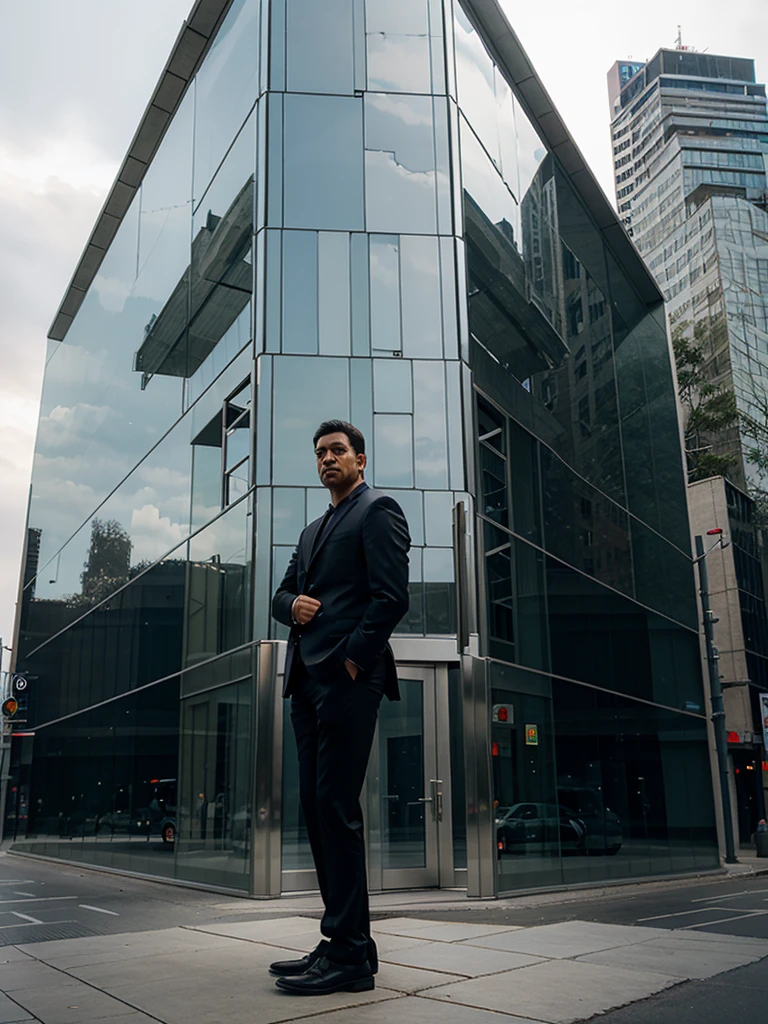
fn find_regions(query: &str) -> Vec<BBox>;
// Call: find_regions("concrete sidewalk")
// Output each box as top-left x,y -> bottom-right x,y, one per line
2,912 -> 767,1024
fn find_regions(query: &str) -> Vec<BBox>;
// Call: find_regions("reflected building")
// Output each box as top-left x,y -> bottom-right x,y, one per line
608,47 -> 768,841
8,0 -> 719,894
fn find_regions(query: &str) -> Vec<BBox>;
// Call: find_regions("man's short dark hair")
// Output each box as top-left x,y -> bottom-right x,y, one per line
313,420 -> 366,456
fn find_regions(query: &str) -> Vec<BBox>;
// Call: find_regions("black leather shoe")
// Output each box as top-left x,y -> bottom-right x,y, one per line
270,940 -> 378,977
274,957 -> 374,995
269,944 -> 325,977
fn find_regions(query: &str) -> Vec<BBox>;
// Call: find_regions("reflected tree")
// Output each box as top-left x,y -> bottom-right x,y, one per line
671,310 -> 739,482
79,518 -> 132,604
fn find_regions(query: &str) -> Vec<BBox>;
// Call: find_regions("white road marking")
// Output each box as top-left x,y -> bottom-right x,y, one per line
13,891 -> 35,897
684,910 -> 768,928
691,887 -> 768,903
10,912 -> 42,925
0,881 -> 35,886
0,919 -> 74,929
78,905 -> 119,917
0,897 -> 77,905
638,906 -> 746,922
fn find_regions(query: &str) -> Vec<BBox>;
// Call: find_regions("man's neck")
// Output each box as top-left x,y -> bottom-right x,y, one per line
328,476 -> 365,507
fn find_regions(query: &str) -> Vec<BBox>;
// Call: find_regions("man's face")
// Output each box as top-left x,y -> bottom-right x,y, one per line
314,432 -> 365,490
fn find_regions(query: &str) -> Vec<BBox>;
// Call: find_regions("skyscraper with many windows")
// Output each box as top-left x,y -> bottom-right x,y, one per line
7,0 -> 720,895
608,48 -> 768,842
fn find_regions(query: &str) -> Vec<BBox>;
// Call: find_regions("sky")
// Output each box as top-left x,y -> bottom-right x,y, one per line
0,0 -> 766,656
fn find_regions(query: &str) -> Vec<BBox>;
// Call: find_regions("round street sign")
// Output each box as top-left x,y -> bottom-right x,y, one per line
12,675 -> 27,693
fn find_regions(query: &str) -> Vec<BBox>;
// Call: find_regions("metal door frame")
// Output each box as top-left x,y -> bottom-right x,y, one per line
366,664 -> 454,891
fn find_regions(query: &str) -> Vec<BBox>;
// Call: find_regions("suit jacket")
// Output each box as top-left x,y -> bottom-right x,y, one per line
272,484 -> 410,701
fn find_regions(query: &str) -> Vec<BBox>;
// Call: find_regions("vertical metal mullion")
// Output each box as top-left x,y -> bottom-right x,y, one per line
250,641 -> 283,895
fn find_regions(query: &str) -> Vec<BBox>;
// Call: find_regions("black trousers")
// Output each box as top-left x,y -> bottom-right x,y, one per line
289,657 -> 385,965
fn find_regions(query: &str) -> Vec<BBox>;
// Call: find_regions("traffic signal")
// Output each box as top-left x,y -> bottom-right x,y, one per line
2,697 -> 19,718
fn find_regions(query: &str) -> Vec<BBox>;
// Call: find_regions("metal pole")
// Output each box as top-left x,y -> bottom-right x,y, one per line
695,535 -> 738,864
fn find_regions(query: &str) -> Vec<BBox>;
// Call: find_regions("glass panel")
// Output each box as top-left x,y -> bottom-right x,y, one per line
423,546 -> 454,633
373,414 -> 413,487
365,93 -> 440,234
373,358 -> 412,413
318,232 -> 351,355
366,0 -> 432,95
400,235 -> 443,358
185,117 -> 255,385
413,361 -> 449,489
185,499 -> 251,667
194,0 -> 262,200
389,490 -> 423,546
378,677 -> 426,868
491,661 -> 560,891
424,491 -> 453,546
272,356 -> 351,485
137,90 -> 194,306
370,235 -> 401,353
284,94 -> 365,230
176,676 -> 252,890
286,0 -> 355,95
272,488 -> 306,545
282,704 -> 313,869
282,231 -> 318,353
14,679 -> 180,879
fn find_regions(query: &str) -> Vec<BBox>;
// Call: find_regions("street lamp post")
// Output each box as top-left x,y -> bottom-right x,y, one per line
695,531 -> 738,865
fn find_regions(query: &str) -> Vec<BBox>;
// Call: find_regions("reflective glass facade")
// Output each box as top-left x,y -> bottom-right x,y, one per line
9,0 -> 718,895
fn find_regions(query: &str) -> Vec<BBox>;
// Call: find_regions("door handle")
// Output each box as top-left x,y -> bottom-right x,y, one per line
419,780 -> 443,822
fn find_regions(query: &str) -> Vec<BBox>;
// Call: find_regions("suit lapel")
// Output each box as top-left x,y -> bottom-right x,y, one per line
307,496 -> 358,572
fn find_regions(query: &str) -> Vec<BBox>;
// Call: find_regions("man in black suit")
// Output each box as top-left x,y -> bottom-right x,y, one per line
270,420 -> 410,996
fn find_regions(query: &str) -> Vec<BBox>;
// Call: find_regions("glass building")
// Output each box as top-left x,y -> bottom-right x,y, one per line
8,0 -> 719,897
608,48 -> 768,840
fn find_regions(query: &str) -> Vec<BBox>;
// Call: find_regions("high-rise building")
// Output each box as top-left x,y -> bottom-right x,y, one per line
8,0 -> 720,896
608,47 -> 768,843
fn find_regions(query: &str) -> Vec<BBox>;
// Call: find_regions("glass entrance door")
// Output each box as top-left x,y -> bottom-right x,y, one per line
366,666 -> 451,889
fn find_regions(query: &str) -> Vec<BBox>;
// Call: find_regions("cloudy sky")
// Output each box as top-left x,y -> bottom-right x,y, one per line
0,0 -> 766,652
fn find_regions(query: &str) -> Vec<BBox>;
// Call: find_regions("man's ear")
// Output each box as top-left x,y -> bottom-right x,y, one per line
358,452 -> 367,473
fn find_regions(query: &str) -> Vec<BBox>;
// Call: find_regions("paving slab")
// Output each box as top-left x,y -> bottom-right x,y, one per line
373,918 -> 516,942
0,950 -> 34,965
0,959 -> 67,993
87,939 -> 400,1024
463,919 -> 671,958
8,976 -> 138,1024
382,941 -> 544,977
69,940 -> 283,988
375,962 -> 460,993
283,996 -> 546,1023
185,915 -> 320,942
577,935 -> 765,979
17,925 -> 238,969
421,958 -> 679,1024
0,992 -> 33,1024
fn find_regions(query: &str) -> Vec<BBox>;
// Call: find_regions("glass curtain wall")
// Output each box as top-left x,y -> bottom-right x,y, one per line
452,3 -> 719,890
13,0 -> 266,890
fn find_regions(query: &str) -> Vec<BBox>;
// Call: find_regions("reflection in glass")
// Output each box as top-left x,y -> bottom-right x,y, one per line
366,0 -> 431,95
282,231 -> 318,354
378,678 -> 426,868
370,235 -> 401,353
286,0 -> 355,95
284,94 -> 365,230
400,235 -> 443,358
177,676 -> 252,889
185,498 -> 251,666
318,232 -> 351,355
193,0 -> 262,201
373,359 -> 412,413
413,361 -> 449,489
272,357 -> 351,485
373,414 -> 414,487
365,93 -> 442,234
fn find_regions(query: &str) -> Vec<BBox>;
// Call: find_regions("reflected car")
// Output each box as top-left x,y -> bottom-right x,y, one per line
556,787 -> 623,856
495,802 -> 586,854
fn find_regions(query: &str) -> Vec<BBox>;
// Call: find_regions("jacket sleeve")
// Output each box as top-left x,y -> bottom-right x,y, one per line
344,496 -> 410,672
272,546 -> 300,627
